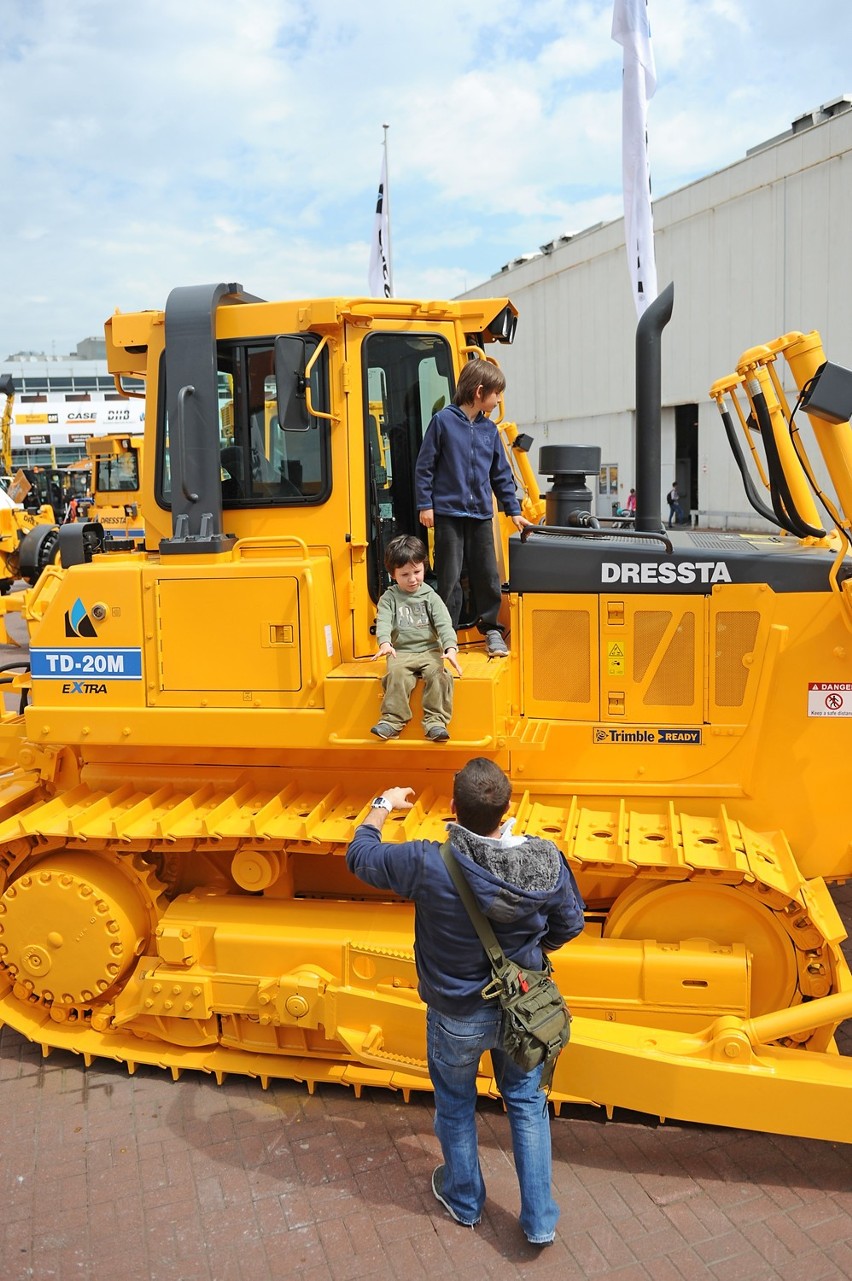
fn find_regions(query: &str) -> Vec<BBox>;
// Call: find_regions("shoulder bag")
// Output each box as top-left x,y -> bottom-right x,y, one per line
439,839 -> 571,1090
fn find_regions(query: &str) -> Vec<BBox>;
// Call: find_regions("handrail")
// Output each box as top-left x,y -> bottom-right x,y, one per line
232,534 -> 310,558
342,297 -> 455,317
457,343 -> 506,425
521,524 -> 673,552
304,336 -> 339,423
113,373 -> 146,400
176,386 -> 199,502
499,420 -> 545,520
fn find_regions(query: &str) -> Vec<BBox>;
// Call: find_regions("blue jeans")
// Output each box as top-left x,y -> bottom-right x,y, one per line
426,1005 -> 560,1243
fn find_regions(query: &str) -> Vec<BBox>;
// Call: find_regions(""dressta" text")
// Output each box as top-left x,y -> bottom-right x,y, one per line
602,561 -> 732,584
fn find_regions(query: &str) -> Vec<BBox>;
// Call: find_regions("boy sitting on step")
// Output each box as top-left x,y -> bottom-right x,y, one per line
371,535 -> 463,742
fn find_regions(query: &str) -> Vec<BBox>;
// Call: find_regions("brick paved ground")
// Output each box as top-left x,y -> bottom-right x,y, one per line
1,879 -> 849,1281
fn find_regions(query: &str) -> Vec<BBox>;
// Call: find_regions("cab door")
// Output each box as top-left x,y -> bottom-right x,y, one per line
351,329 -> 455,654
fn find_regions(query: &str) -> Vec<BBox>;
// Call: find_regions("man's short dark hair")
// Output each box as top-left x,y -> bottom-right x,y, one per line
454,358 -> 506,408
453,758 -> 511,835
384,534 -> 428,573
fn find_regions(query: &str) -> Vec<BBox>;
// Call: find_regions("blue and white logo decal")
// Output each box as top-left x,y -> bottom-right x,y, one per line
65,597 -> 98,638
31,648 -> 143,680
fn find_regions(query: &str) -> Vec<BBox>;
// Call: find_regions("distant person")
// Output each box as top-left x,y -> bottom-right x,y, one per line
415,359 -> 531,658
65,495 -> 78,522
667,482 -> 683,528
371,534 -> 463,742
625,488 -> 636,513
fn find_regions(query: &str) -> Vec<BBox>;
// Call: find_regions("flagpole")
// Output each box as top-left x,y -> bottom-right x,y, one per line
382,123 -> 394,295
612,0 -> 658,317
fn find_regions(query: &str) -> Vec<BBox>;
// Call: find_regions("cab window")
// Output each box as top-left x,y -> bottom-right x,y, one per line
95,449 -> 139,493
159,337 -> 330,507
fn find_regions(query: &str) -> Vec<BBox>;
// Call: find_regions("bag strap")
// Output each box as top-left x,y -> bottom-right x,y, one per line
439,838 -> 507,971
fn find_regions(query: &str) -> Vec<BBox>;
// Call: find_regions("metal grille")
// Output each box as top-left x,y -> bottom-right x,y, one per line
633,611 -> 670,682
638,610 -> 696,706
715,611 -> 760,707
532,609 -> 591,703
687,532 -> 759,551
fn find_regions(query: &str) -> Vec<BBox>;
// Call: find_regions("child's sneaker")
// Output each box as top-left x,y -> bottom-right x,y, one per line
370,721 -> 400,740
426,724 -> 450,742
485,629 -> 509,657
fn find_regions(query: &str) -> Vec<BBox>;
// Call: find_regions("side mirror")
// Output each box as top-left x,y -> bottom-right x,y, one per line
484,304 -> 518,345
274,335 -> 311,431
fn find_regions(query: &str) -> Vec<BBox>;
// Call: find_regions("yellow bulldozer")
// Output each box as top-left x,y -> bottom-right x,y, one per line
0,282 -> 849,1145
83,431 -> 145,545
0,375 -> 62,596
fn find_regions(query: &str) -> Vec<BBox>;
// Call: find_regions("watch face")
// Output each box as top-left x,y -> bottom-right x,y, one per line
371,797 -> 390,810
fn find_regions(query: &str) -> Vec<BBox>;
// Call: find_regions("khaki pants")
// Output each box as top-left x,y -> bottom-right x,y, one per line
381,651 -> 453,732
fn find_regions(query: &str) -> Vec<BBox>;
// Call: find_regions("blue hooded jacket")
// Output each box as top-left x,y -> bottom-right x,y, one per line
345,822 -> 585,1015
414,403 -> 521,519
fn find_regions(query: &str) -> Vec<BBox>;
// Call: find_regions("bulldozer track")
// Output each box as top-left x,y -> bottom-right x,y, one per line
0,771 -> 847,1097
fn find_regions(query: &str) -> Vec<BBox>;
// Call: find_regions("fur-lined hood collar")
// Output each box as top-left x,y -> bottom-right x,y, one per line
446,822 -> 566,924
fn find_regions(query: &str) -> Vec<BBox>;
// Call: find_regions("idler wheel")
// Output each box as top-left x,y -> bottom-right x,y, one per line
604,880 -> 798,1016
0,853 -> 149,1008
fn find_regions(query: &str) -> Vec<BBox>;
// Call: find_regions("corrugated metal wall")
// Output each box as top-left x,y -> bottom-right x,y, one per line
460,109 -> 852,530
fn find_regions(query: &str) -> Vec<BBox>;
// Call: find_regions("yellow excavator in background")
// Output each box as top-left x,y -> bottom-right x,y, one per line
0,282 -> 849,1145
0,375 -> 60,598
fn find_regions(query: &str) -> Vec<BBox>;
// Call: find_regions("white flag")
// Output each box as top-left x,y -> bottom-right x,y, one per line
368,148 -> 392,297
612,0 -> 657,316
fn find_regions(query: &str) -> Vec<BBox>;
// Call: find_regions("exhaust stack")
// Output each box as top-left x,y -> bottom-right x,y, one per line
634,283 -> 674,534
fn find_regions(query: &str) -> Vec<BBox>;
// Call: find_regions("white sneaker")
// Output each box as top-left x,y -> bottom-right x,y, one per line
485,629 -> 509,657
431,1166 -> 479,1228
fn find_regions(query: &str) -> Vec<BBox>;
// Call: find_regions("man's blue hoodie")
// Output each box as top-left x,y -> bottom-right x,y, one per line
345,822 -> 585,1015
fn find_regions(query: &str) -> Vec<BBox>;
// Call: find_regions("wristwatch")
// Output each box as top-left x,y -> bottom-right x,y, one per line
369,796 -> 392,813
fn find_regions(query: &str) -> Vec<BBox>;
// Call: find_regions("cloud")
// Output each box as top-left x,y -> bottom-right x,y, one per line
1,0 -> 851,356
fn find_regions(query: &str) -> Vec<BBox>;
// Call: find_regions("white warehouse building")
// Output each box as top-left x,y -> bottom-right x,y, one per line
460,97 -> 852,530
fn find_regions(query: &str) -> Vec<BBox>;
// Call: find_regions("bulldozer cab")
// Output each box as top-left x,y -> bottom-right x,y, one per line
20,465 -> 87,516
84,433 -> 144,542
89,434 -> 141,498
122,285 -> 509,659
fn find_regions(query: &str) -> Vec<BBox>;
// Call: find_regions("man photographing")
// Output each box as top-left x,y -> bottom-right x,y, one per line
346,758 -> 584,1246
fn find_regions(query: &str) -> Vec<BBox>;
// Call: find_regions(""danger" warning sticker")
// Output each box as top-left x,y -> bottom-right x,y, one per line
807,682 -> 852,717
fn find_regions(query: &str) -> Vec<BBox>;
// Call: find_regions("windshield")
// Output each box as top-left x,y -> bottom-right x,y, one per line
95,449 -> 139,493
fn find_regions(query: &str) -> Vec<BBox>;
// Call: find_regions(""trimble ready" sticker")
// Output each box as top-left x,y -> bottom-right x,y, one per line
594,727 -> 702,745
807,682 -> 852,717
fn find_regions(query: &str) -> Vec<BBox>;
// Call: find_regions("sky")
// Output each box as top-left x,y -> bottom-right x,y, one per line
4,0 -> 852,360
